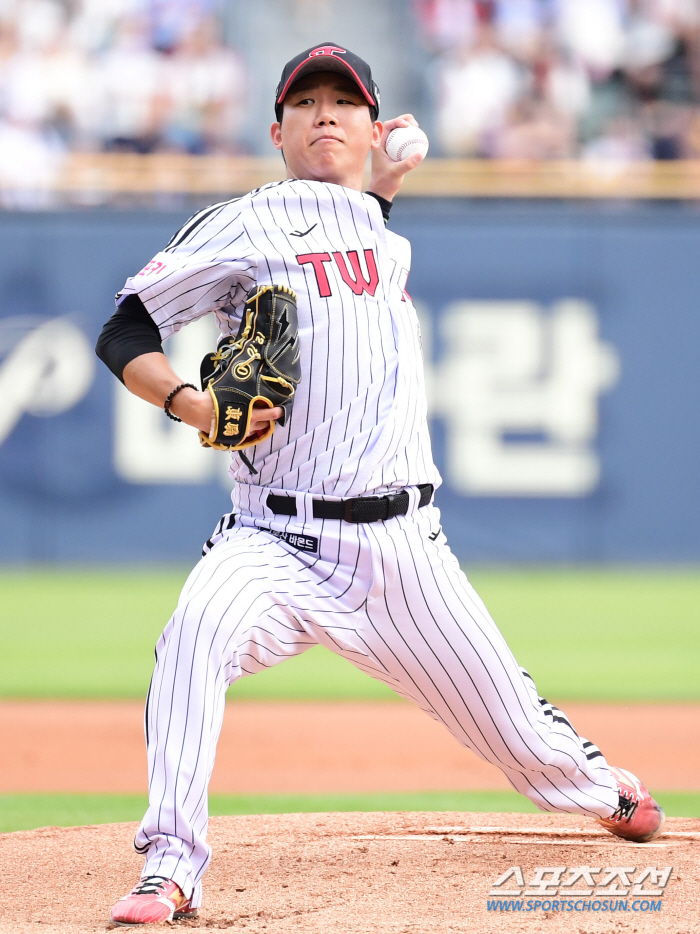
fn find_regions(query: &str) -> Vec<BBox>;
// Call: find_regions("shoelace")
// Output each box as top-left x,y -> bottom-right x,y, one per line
130,875 -> 172,897
612,790 -> 639,823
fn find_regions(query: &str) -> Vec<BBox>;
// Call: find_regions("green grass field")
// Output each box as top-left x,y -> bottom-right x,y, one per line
1,791 -> 698,834
1,568 -> 698,830
0,567 -> 698,701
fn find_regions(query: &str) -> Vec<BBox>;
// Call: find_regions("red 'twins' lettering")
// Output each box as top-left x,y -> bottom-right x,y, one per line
332,249 -> 379,297
297,249 -> 379,298
297,253 -> 333,297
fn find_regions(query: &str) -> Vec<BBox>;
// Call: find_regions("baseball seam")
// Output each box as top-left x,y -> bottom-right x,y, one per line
390,135 -> 426,161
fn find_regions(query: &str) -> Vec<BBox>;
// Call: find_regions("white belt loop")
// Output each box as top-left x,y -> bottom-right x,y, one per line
405,486 -> 421,516
295,491 -> 314,526
260,486 -> 275,520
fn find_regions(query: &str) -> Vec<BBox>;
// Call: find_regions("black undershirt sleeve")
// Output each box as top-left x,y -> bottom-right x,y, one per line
366,191 -> 393,224
95,293 -> 164,383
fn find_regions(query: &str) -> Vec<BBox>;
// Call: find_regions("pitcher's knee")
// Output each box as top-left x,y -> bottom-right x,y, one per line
516,744 -> 589,783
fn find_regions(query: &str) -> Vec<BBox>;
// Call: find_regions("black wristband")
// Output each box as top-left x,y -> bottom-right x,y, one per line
164,383 -> 197,422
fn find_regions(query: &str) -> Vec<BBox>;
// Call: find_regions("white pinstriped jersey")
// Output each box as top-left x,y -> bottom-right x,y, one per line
121,179 -> 441,498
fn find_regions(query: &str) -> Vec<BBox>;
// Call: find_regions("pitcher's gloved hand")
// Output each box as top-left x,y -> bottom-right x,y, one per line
199,284 -> 301,451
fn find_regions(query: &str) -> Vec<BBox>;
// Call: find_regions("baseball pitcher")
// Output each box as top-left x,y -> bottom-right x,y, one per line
96,43 -> 664,926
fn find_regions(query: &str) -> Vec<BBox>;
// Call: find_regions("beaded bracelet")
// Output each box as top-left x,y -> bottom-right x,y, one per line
164,383 -> 197,422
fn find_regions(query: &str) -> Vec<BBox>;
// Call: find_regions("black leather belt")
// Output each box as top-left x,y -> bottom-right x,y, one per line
266,484 -> 433,524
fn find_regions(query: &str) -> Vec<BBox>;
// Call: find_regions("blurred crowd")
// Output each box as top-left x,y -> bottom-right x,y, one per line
2,0 -> 700,186
415,0 -> 700,159
0,0 -> 246,193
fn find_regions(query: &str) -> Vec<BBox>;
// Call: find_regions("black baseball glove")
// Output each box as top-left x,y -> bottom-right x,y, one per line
198,284 -> 301,452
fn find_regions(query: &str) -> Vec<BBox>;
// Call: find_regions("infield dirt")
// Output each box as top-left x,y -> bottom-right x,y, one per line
1,812 -> 698,933
0,700 -> 698,793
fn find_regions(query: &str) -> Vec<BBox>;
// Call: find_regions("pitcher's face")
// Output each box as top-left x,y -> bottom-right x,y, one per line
271,72 -> 381,189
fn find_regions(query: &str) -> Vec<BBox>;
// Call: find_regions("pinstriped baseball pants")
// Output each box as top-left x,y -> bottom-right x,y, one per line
135,490 -> 618,905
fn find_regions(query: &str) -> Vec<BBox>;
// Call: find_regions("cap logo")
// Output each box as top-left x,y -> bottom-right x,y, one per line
276,44 -> 377,114
309,46 -> 346,58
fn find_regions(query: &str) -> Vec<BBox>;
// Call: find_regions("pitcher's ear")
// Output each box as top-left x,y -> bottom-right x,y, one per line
270,122 -> 283,150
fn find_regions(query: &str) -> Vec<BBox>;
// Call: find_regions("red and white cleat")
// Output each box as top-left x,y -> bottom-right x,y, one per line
598,766 -> 666,843
110,875 -> 197,925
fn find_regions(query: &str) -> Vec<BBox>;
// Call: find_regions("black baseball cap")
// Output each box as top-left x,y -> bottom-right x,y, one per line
275,42 -> 380,122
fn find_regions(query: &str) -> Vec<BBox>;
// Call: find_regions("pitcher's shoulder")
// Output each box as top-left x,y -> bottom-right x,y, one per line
384,228 -> 412,268
164,193 -> 250,253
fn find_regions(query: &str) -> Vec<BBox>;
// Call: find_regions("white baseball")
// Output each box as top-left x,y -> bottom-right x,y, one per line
385,125 -> 429,162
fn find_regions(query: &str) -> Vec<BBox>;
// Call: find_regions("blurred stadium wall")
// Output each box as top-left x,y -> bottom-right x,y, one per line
1,198 -> 699,563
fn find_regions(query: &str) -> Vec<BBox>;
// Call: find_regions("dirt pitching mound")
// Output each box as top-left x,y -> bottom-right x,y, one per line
2,812 -> 698,933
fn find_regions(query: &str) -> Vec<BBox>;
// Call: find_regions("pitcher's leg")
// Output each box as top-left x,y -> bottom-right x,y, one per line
135,531 -> 316,902
357,516 -> 618,819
